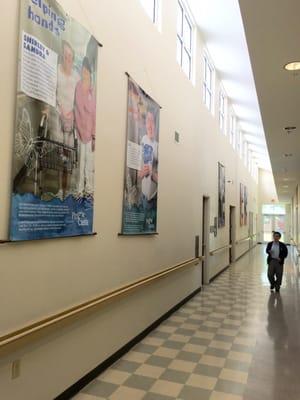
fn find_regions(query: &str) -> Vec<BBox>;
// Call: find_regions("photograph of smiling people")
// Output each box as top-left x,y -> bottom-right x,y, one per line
74,56 -> 96,198
122,78 -> 160,234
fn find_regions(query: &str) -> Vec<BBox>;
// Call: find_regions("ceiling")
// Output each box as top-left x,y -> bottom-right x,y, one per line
187,0 -> 271,171
238,0 -> 300,202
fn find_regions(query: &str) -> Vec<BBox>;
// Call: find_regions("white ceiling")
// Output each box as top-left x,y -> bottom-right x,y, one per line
186,0 -> 271,171
238,0 -> 300,202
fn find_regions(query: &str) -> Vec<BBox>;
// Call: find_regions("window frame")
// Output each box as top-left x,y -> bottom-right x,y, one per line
219,90 -> 226,133
229,113 -> 236,149
177,0 -> 194,80
243,140 -> 248,167
238,130 -> 243,158
140,0 -> 160,25
203,54 -> 214,112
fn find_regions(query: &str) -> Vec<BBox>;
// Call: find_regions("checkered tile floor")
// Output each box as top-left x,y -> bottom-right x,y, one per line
73,247 -> 278,400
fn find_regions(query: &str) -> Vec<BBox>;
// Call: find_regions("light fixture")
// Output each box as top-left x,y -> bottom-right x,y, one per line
284,61 -> 300,71
284,126 -> 296,134
282,185 -> 289,188
283,153 -> 293,157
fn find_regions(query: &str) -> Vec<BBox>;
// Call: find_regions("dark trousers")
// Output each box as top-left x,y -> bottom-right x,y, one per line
268,259 -> 284,289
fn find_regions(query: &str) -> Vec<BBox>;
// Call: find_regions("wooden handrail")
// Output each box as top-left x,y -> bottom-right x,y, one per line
236,236 -> 250,245
209,244 -> 232,256
290,239 -> 300,255
0,257 -> 202,350
236,233 -> 259,245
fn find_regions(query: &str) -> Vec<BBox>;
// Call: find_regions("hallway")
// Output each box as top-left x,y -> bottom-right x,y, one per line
73,245 -> 300,400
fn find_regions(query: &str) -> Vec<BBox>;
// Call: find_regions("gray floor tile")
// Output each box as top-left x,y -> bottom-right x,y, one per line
175,328 -> 198,336
160,369 -> 190,384
150,331 -> 170,339
179,385 -> 211,400
197,326 -> 218,333
163,340 -> 185,350
143,393 -> 174,400
146,355 -> 172,368
185,318 -> 202,326
113,360 -> 140,373
176,351 -> 202,363
133,343 -> 158,354
214,334 -> 234,343
162,320 -> 183,327
123,374 -> 156,391
193,364 -> 222,377
189,336 -> 211,346
214,378 -> 246,395
82,380 -> 118,397
205,347 -> 229,358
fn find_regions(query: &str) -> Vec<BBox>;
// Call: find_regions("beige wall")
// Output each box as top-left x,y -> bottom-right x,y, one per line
0,1 -> 258,399
257,168 -> 277,242
258,169 -> 278,205
291,184 -> 300,246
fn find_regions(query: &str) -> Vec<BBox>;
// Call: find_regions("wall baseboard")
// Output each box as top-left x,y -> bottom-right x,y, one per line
55,286 -> 202,400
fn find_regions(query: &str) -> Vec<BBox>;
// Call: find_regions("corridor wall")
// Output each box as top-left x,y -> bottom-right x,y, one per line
291,184 -> 300,248
0,1 -> 258,398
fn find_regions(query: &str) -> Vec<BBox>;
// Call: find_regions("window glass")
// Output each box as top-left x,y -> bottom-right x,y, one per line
177,1 -> 193,80
262,204 -> 286,215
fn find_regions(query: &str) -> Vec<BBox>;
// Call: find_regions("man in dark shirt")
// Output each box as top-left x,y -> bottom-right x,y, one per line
266,232 -> 288,292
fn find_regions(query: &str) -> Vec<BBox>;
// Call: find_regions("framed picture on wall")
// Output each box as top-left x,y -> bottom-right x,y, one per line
218,162 -> 225,228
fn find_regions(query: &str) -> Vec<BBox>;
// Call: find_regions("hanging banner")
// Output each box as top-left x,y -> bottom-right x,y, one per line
121,77 -> 160,234
218,162 -> 225,228
240,183 -> 244,226
10,0 -> 98,240
244,185 -> 248,225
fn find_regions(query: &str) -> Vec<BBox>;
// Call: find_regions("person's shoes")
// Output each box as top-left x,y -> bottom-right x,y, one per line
270,285 -> 275,291
275,287 -> 280,293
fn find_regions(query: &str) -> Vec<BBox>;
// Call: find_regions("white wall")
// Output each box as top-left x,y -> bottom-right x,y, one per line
0,1 -> 258,399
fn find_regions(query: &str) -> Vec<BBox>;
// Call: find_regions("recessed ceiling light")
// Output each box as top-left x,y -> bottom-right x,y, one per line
284,61 -> 300,71
283,153 -> 293,157
282,185 -> 289,188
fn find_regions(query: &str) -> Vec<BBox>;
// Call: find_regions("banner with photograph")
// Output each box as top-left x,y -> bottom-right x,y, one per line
10,0 -> 98,240
240,183 -> 244,226
244,185 -> 248,225
121,77 -> 160,234
218,162 -> 225,228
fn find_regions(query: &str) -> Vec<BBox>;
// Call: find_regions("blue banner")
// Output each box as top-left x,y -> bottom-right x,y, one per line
10,193 -> 93,240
